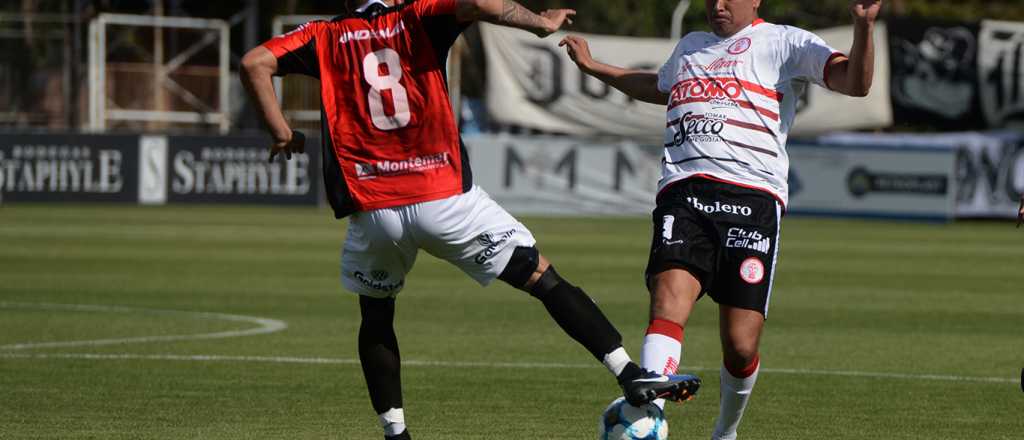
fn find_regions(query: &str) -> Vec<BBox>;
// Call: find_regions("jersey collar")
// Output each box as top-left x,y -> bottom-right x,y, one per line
711,18 -> 765,41
355,0 -> 388,13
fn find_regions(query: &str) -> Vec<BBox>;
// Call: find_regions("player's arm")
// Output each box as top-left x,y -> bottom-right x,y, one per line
453,0 -> 575,38
825,0 -> 882,97
240,46 -> 303,161
559,35 -> 668,105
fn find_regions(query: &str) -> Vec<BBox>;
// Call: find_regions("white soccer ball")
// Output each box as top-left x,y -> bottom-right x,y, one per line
597,397 -> 669,440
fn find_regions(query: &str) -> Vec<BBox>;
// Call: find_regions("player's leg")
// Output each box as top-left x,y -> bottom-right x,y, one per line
341,209 -> 418,440
640,182 -> 720,406
498,246 -> 700,405
359,296 -> 409,440
705,191 -> 781,440
711,305 -> 764,440
642,268 -> 702,408
415,186 -> 697,405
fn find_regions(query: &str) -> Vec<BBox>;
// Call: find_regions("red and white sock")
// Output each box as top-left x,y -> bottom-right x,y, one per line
640,319 -> 683,409
711,355 -> 761,440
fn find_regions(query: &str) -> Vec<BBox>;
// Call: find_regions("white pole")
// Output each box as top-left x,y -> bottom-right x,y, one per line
670,0 -> 691,41
219,23 -> 230,133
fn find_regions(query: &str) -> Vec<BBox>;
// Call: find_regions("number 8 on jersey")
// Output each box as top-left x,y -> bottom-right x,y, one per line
363,48 -> 411,130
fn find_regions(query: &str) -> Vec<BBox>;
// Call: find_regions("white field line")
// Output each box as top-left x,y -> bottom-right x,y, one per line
0,352 -> 1016,385
0,302 -> 287,350
0,302 -> 1016,385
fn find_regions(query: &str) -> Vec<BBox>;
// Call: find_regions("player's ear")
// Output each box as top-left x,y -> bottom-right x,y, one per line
752,0 -> 762,10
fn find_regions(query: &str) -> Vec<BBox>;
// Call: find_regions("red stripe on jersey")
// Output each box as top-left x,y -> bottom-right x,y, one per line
669,96 -> 780,121
722,137 -> 778,157
725,118 -> 775,136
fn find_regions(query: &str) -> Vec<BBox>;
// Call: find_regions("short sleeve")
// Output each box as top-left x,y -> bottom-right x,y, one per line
411,0 -> 458,17
261,21 -> 322,78
657,39 -> 686,94
780,27 -> 842,88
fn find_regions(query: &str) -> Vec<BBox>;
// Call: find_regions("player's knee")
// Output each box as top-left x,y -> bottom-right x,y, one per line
499,246 -> 569,299
498,246 -> 542,290
723,346 -> 759,375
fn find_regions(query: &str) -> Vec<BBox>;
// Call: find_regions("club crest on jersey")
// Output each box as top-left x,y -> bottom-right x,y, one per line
739,257 -> 765,284
727,37 -> 752,55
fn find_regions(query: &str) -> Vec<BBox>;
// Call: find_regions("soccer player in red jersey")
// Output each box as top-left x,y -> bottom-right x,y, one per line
240,1 -> 700,438
561,1 -> 882,438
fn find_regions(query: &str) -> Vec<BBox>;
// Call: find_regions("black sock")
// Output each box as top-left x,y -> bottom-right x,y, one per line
531,270 -> 624,362
359,296 -> 404,415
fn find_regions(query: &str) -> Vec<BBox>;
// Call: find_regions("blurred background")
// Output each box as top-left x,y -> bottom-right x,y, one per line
0,0 -> 1022,219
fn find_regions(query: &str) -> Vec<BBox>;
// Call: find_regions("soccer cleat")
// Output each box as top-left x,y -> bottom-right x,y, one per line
385,430 -> 411,440
620,370 -> 702,407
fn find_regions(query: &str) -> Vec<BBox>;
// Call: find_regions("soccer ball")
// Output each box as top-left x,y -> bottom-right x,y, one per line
598,397 -> 669,440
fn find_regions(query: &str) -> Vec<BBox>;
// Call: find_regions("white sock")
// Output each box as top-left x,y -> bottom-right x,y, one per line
641,319 -> 683,409
602,346 -> 632,377
379,408 -> 406,437
711,358 -> 760,440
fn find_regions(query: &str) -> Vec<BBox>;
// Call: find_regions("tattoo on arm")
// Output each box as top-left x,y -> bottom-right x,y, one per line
496,0 -> 546,30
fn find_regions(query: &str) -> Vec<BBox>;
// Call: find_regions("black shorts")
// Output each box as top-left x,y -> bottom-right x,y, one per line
645,178 -> 782,316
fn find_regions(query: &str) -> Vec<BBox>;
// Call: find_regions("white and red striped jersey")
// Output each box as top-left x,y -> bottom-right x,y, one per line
657,19 -> 841,207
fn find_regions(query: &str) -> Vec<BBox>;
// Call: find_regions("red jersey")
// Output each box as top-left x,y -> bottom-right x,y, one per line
263,0 -> 471,218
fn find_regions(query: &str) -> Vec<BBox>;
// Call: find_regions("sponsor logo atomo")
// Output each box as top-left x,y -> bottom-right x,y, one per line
354,271 -> 403,293
172,147 -> 310,195
687,196 -> 753,216
671,111 -> 727,146
0,144 -> 123,194
475,229 -> 517,264
670,77 -> 743,108
726,227 -> 771,254
356,152 -> 451,180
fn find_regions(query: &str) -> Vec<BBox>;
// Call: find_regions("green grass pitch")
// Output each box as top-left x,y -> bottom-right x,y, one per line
1,204 -> 1022,439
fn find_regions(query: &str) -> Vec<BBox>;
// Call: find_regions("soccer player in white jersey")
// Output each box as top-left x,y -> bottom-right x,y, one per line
560,0 -> 881,438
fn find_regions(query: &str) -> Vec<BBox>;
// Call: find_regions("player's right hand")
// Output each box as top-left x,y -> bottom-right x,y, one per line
269,130 -> 306,163
559,35 -> 594,71
536,9 -> 575,37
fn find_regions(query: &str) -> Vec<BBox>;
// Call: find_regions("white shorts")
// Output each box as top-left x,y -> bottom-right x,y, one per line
340,186 -> 537,298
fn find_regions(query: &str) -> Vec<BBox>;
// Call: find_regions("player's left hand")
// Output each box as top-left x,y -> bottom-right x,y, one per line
269,130 -> 306,163
536,9 -> 576,37
850,0 -> 882,25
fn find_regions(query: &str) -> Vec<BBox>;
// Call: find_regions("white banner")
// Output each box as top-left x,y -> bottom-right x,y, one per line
481,24 -> 671,141
480,23 -> 892,141
788,142 -> 956,220
979,20 -> 1024,128
820,132 -> 1024,218
464,134 -> 662,215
